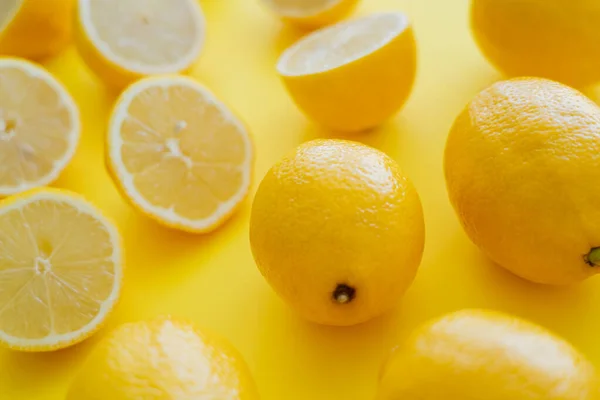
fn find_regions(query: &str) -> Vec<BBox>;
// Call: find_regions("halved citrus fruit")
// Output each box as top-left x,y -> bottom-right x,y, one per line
0,188 -> 122,351
0,0 -> 74,59
75,0 -> 205,88
261,0 -> 360,28
0,57 -> 80,196
107,76 -> 254,233
278,12 -> 417,132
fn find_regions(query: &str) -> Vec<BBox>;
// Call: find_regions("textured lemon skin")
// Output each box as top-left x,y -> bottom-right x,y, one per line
250,139 -> 425,326
0,0 -> 74,60
444,78 -> 600,285
279,18 -> 416,133
275,0 -> 360,29
471,0 -> 600,87
66,317 -> 259,400
377,309 -> 600,400
0,188 -> 123,352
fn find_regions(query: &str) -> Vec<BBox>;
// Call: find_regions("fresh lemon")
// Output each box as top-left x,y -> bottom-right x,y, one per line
106,76 -> 254,233
74,0 -> 205,89
445,78 -> 600,285
0,57 -> 80,196
377,309 -> 600,399
250,139 -> 424,326
277,12 -> 416,133
471,0 -> 600,87
0,188 -> 122,352
0,0 -> 74,60
261,0 -> 360,28
66,317 -> 259,400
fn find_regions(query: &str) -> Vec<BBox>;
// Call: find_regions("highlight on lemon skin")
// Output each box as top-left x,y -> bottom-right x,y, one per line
0,188 -> 123,352
74,0 -> 206,89
250,139 -> 425,326
66,317 -> 260,400
0,0 -> 74,60
261,0 -> 360,29
277,11 -> 417,133
106,75 -> 254,234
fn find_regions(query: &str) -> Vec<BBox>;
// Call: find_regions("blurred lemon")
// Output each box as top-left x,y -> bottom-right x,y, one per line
377,309 -> 600,399
445,78 -> 600,285
250,139 -> 425,326
106,76 -> 253,233
277,12 -> 416,133
471,0 -> 600,87
261,0 -> 360,28
0,188 -> 122,352
0,0 -> 74,59
66,317 -> 259,400
74,0 -> 205,88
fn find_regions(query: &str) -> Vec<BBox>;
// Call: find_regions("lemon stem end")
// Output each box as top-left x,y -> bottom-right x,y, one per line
333,284 -> 355,304
585,247 -> 600,266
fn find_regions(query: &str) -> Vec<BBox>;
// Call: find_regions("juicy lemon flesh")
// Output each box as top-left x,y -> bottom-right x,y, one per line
113,80 -> 250,224
84,0 -> 202,70
279,12 -> 404,75
66,317 -> 260,400
0,194 -> 117,345
264,0 -> 338,16
0,62 -> 76,194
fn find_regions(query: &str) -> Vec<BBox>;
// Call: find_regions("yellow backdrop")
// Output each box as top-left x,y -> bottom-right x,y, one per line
3,0 -> 600,399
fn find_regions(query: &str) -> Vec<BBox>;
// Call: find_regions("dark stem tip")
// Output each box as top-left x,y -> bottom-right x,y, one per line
333,284 -> 356,304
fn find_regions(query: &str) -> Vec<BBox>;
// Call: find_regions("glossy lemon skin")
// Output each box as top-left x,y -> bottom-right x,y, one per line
66,317 -> 259,400
471,0 -> 600,87
445,78 -> 600,285
250,139 -> 425,326
377,309 -> 600,400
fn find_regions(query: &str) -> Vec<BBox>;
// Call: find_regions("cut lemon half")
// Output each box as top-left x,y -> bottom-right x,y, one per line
0,0 -> 74,59
0,57 -> 80,196
262,0 -> 360,28
278,12 -> 417,132
107,76 -> 254,233
0,188 -> 122,351
75,0 -> 205,88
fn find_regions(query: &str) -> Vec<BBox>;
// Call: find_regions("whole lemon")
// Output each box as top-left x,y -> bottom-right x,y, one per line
250,139 -> 425,326
66,317 -> 259,400
0,0 -> 74,60
471,0 -> 600,87
445,78 -> 600,285
376,309 -> 600,400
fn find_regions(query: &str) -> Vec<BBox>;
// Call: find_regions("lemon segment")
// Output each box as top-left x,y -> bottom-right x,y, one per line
278,12 -> 417,132
262,0 -> 360,28
0,57 -> 80,196
75,0 -> 205,88
107,76 -> 254,233
0,189 -> 122,352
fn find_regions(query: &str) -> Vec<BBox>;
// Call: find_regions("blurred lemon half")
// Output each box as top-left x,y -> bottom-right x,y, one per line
262,0 -> 360,28
0,188 -> 122,352
75,0 -> 205,88
278,12 -> 417,133
106,76 -> 254,233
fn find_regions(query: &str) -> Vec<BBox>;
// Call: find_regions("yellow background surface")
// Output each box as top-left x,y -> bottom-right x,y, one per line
3,0 -> 600,399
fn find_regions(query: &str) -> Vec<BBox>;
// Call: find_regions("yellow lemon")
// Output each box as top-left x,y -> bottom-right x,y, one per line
0,188 -> 122,352
0,0 -> 74,60
250,139 -> 424,326
106,76 -> 254,233
377,309 -> 600,400
74,0 -> 205,89
471,0 -> 600,87
0,57 -> 80,196
66,317 -> 259,400
277,12 -> 416,133
445,78 -> 600,285
261,0 -> 360,28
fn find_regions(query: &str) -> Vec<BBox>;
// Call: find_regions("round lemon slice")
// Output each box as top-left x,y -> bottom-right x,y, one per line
0,57 -> 80,196
75,0 -> 205,88
277,12 -> 417,132
0,188 -> 122,351
107,76 -> 254,233
262,0 -> 360,28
